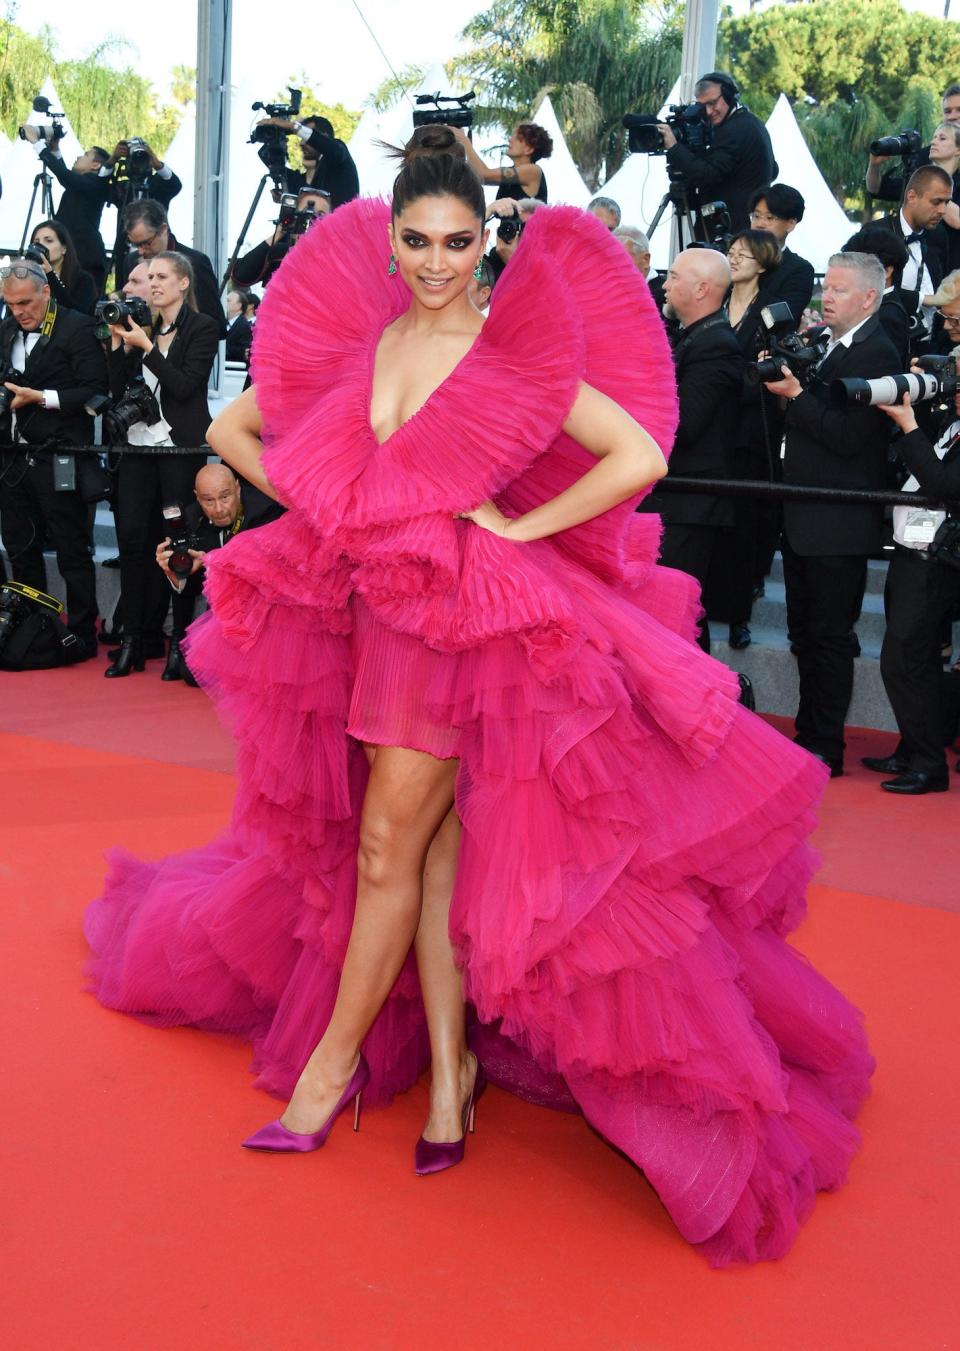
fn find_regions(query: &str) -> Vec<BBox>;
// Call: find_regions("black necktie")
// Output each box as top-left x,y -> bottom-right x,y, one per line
904,231 -> 923,246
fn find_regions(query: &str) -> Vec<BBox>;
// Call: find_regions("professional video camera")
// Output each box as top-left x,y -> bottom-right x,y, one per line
869,128 -> 922,159
831,354 -> 959,408
623,103 -> 711,156
413,91 -> 476,131
745,301 -> 831,387
18,95 -> 66,145
162,504 -> 202,580
276,193 -> 318,241
249,87 -> 302,184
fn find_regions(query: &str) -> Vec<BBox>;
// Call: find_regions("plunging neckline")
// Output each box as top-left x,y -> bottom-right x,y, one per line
366,312 -> 486,449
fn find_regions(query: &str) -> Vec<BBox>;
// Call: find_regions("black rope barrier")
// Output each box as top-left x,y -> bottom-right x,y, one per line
654,477 -> 960,511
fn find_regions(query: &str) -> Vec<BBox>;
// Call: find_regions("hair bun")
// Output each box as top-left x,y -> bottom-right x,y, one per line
403,125 -> 465,164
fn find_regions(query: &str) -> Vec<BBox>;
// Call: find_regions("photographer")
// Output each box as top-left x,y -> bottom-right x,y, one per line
658,73 -> 777,235
748,185 -> 815,323
116,200 -> 226,336
154,460 -> 284,682
103,252 -> 219,679
231,187 -> 331,288
482,198 -> 543,284
0,259 -> 108,661
866,84 -> 960,205
638,247 -> 743,652
763,252 -> 900,776
254,114 -> 359,208
26,135 -> 112,293
106,138 -> 183,278
874,164 -> 952,344
449,122 -> 552,203
859,383 -> 960,794
29,220 -> 98,316
842,226 -> 911,365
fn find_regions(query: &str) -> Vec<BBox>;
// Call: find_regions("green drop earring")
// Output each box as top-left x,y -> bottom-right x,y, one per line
387,253 -> 398,276
473,260 -> 484,280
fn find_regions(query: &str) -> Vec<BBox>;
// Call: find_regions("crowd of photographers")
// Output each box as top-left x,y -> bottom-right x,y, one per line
0,75 -> 958,792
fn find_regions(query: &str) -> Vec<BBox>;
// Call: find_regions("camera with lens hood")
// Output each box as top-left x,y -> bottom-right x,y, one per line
623,103 -> 711,156
831,354 -> 959,410
745,302 -> 831,388
869,128 -> 922,159
18,95 -> 65,145
276,192 -> 319,241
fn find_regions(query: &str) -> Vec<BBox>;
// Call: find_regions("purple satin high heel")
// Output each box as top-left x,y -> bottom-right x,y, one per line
414,1059 -> 487,1176
242,1055 -> 370,1153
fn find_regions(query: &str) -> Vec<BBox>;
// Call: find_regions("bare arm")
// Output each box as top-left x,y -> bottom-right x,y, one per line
465,381 -> 667,541
206,387 -> 282,502
451,127 -> 540,193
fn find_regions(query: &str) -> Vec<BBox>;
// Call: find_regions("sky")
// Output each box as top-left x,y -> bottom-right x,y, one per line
12,0 -> 958,115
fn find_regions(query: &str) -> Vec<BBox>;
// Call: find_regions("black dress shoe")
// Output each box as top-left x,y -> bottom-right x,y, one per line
861,754 -> 908,774
161,639 -> 184,681
729,622 -> 752,650
881,769 -> 949,795
107,634 -> 165,662
104,637 -> 145,678
808,750 -> 844,778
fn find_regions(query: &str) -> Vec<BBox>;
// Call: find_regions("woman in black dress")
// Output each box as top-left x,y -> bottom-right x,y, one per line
450,122 -> 552,203
30,220 -> 98,314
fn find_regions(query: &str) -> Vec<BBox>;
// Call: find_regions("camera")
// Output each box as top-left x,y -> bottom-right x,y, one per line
413,91 -> 475,130
497,214 -> 524,243
276,193 -> 318,240
831,355 -> 959,408
95,298 -> 152,330
869,128 -> 922,158
124,136 -> 152,182
249,87 -> 302,184
162,505 -> 201,580
623,103 -> 711,156
0,363 -> 19,418
18,95 -> 66,144
23,242 -> 49,268
745,301 -> 831,386
0,581 -> 64,658
87,377 -> 162,440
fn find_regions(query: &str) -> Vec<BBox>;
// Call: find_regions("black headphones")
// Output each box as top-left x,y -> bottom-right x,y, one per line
700,72 -> 740,107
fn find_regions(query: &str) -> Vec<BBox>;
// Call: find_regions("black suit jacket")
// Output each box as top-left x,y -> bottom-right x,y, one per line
639,309 -> 744,525
757,247 -> 815,325
39,150 -> 110,275
665,105 -> 777,234
183,483 -> 285,546
107,306 -> 219,447
284,129 -> 359,209
874,212 -> 949,293
225,314 -> 253,364
115,236 -> 226,337
895,425 -> 960,501
0,303 -> 108,447
781,314 -> 900,556
878,289 -> 913,367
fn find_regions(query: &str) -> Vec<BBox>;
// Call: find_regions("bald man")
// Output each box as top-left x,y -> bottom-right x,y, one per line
638,246 -> 743,651
155,460 -> 284,682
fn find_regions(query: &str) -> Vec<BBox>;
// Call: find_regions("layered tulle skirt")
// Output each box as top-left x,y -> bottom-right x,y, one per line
84,513 -> 874,1267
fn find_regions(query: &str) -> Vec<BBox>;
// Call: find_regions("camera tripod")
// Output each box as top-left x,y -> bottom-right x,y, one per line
645,168 -> 703,257
18,163 -> 56,254
220,171 -> 281,296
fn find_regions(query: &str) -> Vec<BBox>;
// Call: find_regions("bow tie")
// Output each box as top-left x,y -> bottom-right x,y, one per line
904,231 -> 924,245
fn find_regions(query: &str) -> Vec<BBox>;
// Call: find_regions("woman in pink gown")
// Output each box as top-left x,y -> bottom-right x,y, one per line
84,130 -> 874,1266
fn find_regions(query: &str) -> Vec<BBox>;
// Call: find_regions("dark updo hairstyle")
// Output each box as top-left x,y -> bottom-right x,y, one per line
387,126 -> 486,221
515,122 -> 553,162
728,228 -> 782,273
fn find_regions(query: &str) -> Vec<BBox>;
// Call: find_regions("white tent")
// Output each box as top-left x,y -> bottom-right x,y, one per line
530,95 -> 590,206
348,61 -> 455,199
764,94 -> 854,271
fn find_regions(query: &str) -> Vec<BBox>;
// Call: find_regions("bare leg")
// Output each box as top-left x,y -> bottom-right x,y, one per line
282,744 -> 457,1133
414,807 -> 478,1143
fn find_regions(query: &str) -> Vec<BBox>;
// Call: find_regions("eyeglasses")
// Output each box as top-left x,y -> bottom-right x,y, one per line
0,262 -> 47,283
936,309 -> 960,325
699,95 -> 725,112
749,211 -> 783,225
727,250 -> 755,263
127,231 -> 158,251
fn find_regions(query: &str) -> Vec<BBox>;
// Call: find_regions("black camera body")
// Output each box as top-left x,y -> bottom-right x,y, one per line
413,91 -> 476,130
124,136 -> 152,182
96,297 -> 152,331
162,505 -> 201,580
869,128 -> 922,158
250,88 -> 302,184
831,354 -> 959,409
23,242 -> 49,268
93,376 -> 163,440
745,302 -> 830,387
0,363 -> 20,418
623,103 -> 711,156
497,215 -> 524,243
18,95 -> 65,144
276,193 -> 318,240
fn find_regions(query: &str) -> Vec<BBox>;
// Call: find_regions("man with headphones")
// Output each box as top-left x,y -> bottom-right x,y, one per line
658,72 -> 778,237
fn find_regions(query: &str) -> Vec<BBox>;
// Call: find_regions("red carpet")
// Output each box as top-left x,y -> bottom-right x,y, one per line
2,667 -> 958,1350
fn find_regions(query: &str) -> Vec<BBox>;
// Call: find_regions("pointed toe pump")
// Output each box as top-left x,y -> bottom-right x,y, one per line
242,1055 -> 370,1153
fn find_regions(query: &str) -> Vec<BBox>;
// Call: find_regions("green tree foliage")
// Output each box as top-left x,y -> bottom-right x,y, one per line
0,20 -> 184,156
283,73 -> 361,142
456,0 -> 682,189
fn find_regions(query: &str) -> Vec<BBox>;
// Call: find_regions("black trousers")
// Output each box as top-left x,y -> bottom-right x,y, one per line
781,540 -> 867,763
881,545 -> 960,773
114,452 -> 206,638
0,451 -> 97,642
659,521 -> 720,652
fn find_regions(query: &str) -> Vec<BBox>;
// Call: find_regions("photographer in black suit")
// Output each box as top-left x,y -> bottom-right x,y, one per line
866,84 -> 960,204
103,252 -> 220,679
638,247 -> 743,651
658,73 -> 777,235
231,187 -> 332,288
862,383 -> 960,794
154,462 -> 284,682
30,136 -> 112,293
254,114 -> 359,209
763,252 -> 900,775
749,185 -> 815,322
874,165 -> 952,345
0,259 -> 108,659
105,138 -> 183,279
115,200 -> 226,336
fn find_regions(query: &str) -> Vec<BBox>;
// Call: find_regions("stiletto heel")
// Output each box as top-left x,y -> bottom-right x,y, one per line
242,1054 -> 369,1153
414,1059 -> 487,1176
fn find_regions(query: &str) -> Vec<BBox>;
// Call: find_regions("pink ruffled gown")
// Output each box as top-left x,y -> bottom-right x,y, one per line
84,201 -> 874,1266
